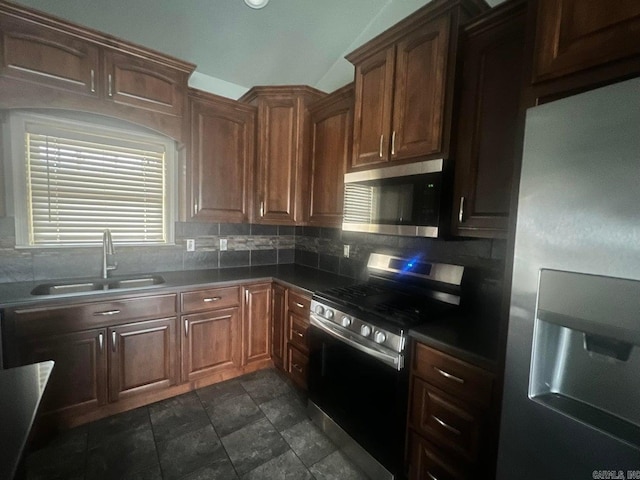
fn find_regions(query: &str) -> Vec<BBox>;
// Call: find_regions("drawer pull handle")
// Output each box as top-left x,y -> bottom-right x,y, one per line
94,309 -> 121,316
294,302 -> 304,308
293,330 -> 304,338
98,332 -> 103,351
203,296 -> 222,302
108,73 -> 113,97
90,69 -> 95,93
185,319 -> 189,337
432,415 -> 461,436
458,196 -> 466,223
433,366 -> 464,384
292,363 -> 303,373
112,331 -> 117,352
427,472 -> 439,480
379,134 -> 384,158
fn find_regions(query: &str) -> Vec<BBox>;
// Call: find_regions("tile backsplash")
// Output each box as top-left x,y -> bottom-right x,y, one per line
0,217 -> 294,284
0,216 -> 505,285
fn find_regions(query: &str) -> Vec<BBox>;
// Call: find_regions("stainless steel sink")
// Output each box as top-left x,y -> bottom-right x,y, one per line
31,275 -> 165,295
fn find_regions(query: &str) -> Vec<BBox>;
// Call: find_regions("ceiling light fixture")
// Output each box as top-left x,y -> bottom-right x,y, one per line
244,0 -> 269,9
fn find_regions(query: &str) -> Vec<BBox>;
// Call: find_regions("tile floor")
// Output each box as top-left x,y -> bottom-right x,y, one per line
25,368 -> 371,480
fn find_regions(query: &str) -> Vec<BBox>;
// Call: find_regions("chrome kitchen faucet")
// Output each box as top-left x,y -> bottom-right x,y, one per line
102,229 -> 118,279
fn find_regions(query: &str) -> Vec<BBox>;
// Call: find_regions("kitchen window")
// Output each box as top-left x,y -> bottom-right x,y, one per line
6,112 -> 176,247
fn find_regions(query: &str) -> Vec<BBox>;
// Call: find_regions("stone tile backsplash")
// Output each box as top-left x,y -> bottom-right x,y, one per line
0,220 -> 295,284
0,217 -> 505,284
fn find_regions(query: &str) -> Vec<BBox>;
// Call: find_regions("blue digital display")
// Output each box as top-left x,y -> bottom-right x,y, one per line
390,257 -> 432,275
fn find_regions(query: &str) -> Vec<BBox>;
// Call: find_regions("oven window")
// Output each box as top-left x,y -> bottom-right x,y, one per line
308,325 -> 408,474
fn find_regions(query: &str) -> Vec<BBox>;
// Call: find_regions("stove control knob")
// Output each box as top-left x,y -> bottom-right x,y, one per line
374,331 -> 387,344
360,325 -> 372,337
314,305 -> 325,316
325,309 -> 334,320
340,316 -> 351,328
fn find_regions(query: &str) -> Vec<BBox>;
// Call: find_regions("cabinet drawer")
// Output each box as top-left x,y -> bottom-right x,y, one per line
410,377 -> 481,460
288,313 -> 309,353
181,286 -> 239,313
287,344 -> 308,389
287,290 -> 310,317
413,343 -> 493,407
409,432 -> 468,480
11,294 -> 177,337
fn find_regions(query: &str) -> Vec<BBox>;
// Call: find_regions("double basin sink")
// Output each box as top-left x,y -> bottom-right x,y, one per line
31,275 -> 165,295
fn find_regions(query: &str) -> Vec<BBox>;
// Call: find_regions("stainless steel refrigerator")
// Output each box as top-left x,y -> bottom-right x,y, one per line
497,77 -> 640,479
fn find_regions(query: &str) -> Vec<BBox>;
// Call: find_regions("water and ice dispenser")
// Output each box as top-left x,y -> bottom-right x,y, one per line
529,269 -> 640,448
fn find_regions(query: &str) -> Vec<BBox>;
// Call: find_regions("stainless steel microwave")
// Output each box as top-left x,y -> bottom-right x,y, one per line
342,159 -> 443,237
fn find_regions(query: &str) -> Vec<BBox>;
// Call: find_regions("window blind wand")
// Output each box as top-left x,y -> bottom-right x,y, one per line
102,229 -> 118,279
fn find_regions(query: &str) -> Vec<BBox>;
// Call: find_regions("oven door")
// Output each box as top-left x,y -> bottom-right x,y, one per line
308,322 -> 409,476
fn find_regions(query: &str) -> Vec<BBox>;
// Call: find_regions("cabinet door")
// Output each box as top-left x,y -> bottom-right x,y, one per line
408,432 -> 467,480
271,284 -> 287,370
308,86 -> 353,227
392,14 -> 451,161
451,5 -> 525,238
0,14 -> 99,97
182,307 -> 240,382
351,47 -> 395,169
189,92 -> 255,222
242,283 -> 272,365
104,50 -> 185,116
532,0 -> 640,83
21,329 -> 108,416
256,96 -> 299,223
109,317 -> 177,402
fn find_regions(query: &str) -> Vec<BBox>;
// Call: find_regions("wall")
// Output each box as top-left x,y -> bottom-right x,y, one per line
0,218 -> 294,284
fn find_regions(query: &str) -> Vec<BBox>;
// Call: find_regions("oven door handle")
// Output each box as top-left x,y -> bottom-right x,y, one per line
310,315 -> 403,371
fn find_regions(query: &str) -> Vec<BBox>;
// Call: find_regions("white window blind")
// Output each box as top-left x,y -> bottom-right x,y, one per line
23,121 -> 169,245
343,184 -> 374,224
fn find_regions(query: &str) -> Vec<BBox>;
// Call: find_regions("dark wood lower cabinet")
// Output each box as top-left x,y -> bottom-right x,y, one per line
408,432 -> 467,480
182,307 -> 240,382
242,283 -> 272,365
271,283 -> 287,370
109,317 -> 177,402
21,329 -> 108,416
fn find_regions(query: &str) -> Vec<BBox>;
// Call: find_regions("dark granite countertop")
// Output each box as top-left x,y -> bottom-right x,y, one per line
409,312 -> 500,371
0,265 -> 500,369
0,264 -> 357,308
0,361 -> 54,480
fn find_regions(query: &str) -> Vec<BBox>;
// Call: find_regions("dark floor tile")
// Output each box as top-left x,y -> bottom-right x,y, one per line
241,449 -> 312,480
26,426 -> 87,480
206,392 -> 264,437
259,392 -> 307,432
177,457 -> 239,480
123,463 -> 163,480
309,451 -> 369,480
281,419 -> 336,467
196,377 -> 245,409
157,424 -> 227,480
221,417 -> 289,475
240,368 -> 293,405
149,392 -> 210,443
85,423 -> 158,480
88,406 -> 150,449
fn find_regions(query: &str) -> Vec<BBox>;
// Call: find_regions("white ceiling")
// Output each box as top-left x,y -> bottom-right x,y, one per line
11,0 -> 505,98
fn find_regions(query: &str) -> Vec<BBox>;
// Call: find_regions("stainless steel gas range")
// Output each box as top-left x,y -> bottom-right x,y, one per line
307,253 -> 465,480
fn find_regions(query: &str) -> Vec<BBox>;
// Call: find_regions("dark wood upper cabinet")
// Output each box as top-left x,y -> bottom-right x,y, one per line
451,0 -> 526,238
532,0 -> 640,84
347,0 -> 488,171
307,84 -> 354,228
188,89 -> 255,222
0,2 -> 194,141
240,86 -> 325,225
